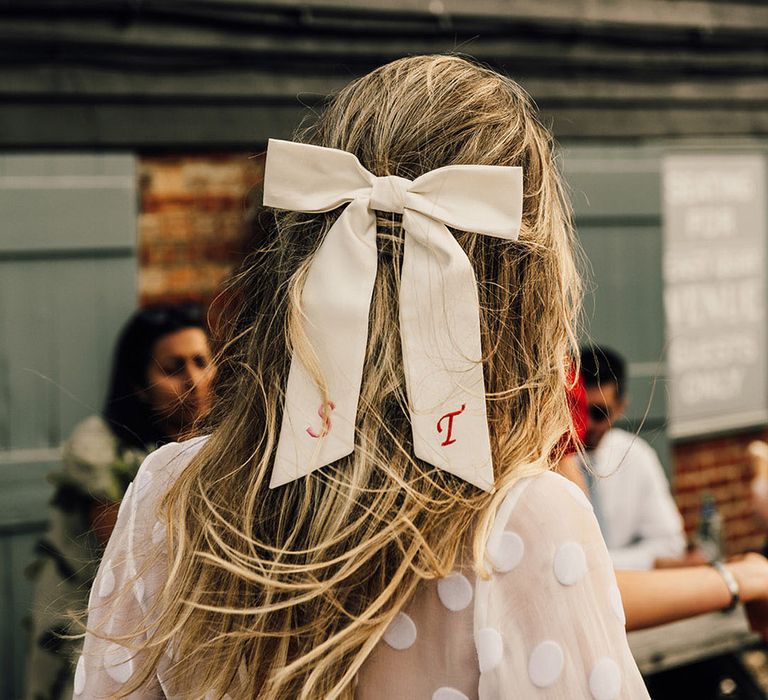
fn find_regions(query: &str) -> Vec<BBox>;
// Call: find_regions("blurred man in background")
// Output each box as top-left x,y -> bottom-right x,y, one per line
580,345 -> 687,570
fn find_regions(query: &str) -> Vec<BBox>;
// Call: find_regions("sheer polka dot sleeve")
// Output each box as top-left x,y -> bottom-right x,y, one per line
74,439 -> 206,699
476,471 -> 649,699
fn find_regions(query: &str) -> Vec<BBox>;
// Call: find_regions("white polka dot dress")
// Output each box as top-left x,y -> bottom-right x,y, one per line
358,471 -> 649,698
79,442 -> 649,699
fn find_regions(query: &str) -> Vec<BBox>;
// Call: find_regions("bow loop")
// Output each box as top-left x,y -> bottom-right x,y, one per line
263,138 -> 373,213
408,165 -> 523,239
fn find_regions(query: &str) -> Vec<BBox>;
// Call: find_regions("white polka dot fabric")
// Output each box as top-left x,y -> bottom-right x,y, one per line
561,477 -> 594,512
73,655 -> 86,695
475,628 -> 503,673
79,442 -> 650,699
528,640 -> 565,687
76,438 -> 209,698
97,560 -> 115,598
553,541 -> 588,586
117,481 -> 133,520
609,584 -> 627,626
151,520 -> 166,545
103,642 -> 134,684
433,688 -> 470,700
383,612 -> 417,650
358,471 -> 649,698
590,657 -> 623,700
437,572 -> 473,611
486,530 -> 524,573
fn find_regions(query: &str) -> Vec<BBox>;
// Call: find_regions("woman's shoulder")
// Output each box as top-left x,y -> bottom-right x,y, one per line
489,469 -> 597,545
477,472 -> 648,699
110,436 -> 209,560
497,468 -> 593,515
131,435 -> 209,502
145,434 -> 209,473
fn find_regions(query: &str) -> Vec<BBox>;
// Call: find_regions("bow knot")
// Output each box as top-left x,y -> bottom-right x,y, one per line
369,175 -> 410,214
263,139 -> 523,492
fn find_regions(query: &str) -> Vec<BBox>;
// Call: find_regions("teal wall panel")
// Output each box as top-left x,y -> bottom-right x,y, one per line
566,149 -> 662,220
0,154 -> 135,254
0,535 -> 13,700
7,531 -> 45,699
577,223 -> 664,368
0,152 -> 137,700
562,145 -> 671,472
0,455 -> 56,699
0,242 -> 136,451
1,262 -> 61,450
0,455 -> 57,531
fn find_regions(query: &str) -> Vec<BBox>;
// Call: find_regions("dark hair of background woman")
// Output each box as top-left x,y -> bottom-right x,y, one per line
103,303 -> 207,450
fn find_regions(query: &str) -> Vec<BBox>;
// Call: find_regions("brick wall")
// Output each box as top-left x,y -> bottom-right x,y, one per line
673,432 -> 767,556
138,153 -> 264,308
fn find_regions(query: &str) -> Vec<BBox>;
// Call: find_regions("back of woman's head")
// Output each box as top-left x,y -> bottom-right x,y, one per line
129,55 -> 581,699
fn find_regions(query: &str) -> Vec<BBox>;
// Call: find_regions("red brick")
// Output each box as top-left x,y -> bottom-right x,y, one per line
729,534 -> 766,555
138,153 -> 263,307
671,430 -> 768,553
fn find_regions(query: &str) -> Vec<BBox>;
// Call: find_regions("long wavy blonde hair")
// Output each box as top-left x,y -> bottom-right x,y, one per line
117,54 -> 581,699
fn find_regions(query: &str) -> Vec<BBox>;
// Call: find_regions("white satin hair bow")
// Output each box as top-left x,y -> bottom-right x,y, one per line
264,139 -> 523,491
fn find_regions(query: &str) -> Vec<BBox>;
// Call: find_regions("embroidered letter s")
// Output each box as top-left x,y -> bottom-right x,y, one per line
307,401 -> 336,438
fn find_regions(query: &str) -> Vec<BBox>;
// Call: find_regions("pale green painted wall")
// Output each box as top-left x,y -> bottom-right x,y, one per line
0,153 -> 137,699
563,145 -> 670,471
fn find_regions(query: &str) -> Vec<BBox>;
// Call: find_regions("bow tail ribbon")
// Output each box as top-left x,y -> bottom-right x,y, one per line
271,199 -> 377,488
400,210 -> 494,491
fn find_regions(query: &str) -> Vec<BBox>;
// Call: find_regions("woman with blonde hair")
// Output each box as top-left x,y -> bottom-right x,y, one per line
76,55 -> 650,698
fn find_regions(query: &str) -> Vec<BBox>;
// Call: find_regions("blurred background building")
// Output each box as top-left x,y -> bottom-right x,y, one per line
2,1 -> 768,696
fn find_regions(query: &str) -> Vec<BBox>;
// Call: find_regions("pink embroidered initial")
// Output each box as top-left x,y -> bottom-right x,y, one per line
306,401 -> 336,438
437,404 -> 466,446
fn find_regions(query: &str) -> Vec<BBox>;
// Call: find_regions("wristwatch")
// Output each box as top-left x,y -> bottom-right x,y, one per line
711,561 -> 740,612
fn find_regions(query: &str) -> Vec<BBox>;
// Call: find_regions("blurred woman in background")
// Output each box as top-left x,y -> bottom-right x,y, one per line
24,303 -> 215,700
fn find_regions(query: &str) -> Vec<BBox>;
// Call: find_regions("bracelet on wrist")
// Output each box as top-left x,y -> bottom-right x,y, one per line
710,561 -> 740,612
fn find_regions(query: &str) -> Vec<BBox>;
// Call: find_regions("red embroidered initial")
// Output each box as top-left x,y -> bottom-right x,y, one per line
437,404 -> 466,446
306,401 -> 336,438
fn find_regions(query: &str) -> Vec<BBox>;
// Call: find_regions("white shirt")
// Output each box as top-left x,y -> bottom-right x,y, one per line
75,440 -> 650,698
585,428 -> 686,571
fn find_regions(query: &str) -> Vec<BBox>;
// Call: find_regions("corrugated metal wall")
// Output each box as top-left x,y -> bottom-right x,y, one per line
1,0 -> 768,148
